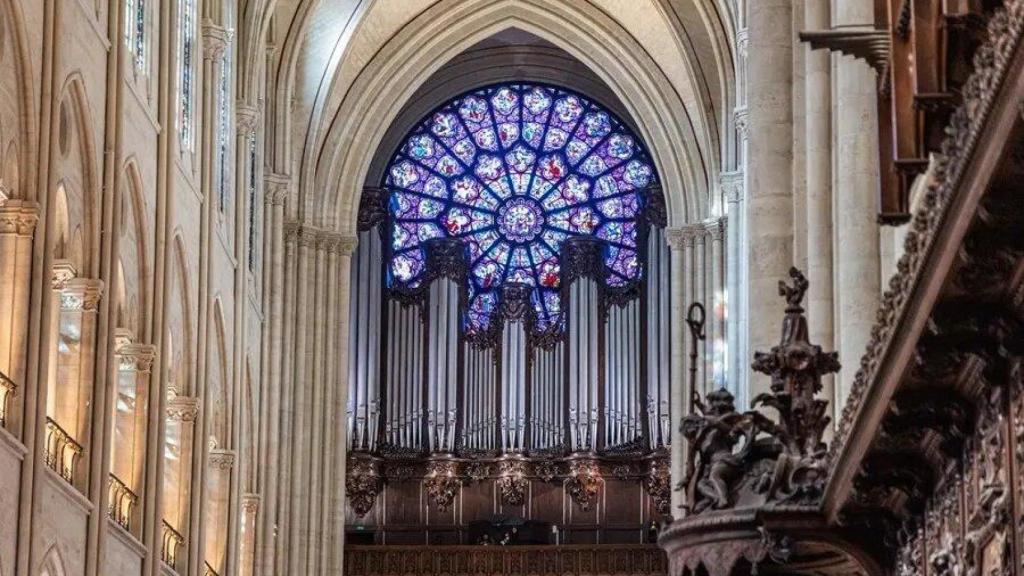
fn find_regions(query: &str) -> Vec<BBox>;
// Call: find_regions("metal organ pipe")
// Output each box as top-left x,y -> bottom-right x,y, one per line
427,277 -> 459,453
646,226 -> 672,449
347,228 -> 383,452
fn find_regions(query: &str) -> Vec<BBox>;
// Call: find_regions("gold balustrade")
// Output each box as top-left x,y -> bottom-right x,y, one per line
44,417 -> 82,484
107,473 -> 139,531
161,520 -> 185,569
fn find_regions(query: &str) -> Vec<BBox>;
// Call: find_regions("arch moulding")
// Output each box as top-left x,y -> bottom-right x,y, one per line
311,0 -> 712,235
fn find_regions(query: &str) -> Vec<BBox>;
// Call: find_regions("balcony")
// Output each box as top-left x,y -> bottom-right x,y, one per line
344,545 -> 668,576
45,417 -> 82,484
107,473 -> 139,531
161,520 -> 185,570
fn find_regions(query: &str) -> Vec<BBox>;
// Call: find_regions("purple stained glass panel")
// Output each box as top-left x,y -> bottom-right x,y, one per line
385,83 -> 656,333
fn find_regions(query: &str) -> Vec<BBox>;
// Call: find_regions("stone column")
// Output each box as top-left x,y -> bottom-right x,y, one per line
0,200 -> 39,431
692,229 -> 706,394
164,394 -> 200,571
746,0 -> 793,399
706,218 -> 726,389
834,0 -> 881,407
259,174 -> 288,576
664,228 -> 688,514
54,276 -> 104,454
240,494 -> 260,576
804,0 -> 835,414
205,449 -> 236,573
111,336 -> 156,530
329,235 -> 357,574
720,172 -> 743,400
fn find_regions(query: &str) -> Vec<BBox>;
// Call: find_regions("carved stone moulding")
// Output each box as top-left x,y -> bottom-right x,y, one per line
658,508 -> 879,576
347,454 -> 383,518
565,456 -> 602,511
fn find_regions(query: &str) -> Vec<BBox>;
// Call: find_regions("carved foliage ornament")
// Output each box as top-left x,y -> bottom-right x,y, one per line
424,459 -> 460,512
346,456 -> 382,518
645,458 -> 671,517
566,458 -> 602,511
496,458 -> 528,506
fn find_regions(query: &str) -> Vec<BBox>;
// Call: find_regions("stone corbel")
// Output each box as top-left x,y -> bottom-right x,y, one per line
208,449 -> 236,471
166,395 -> 200,423
51,260 -> 78,291
799,27 -> 891,76
0,200 -> 41,236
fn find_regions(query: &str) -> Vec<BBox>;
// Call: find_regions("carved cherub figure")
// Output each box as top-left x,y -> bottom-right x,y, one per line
680,389 -> 751,512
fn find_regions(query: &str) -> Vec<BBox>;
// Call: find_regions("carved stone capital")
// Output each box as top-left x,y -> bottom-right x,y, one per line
705,218 -> 726,241
665,225 -> 701,250
719,171 -> 744,204
337,235 -> 358,256
208,449 -> 236,471
264,173 -> 290,206
236,103 -> 260,134
201,21 -> 230,61
166,395 -> 200,422
242,493 -> 261,515
60,278 -> 104,311
117,342 -> 157,374
0,200 -> 40,236
51,260 -> 78,291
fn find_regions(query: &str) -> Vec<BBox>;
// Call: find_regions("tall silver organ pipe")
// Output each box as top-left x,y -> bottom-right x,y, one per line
530,343 -> 563,451
568,278 -> 599,452
384,299 -> 424,449
347,228 -> 383,451
426,277 -> 459,453
501,320 -> 527,452
463,346 -> 496,451
646,226 -> 672,449
604,299 -> 641,449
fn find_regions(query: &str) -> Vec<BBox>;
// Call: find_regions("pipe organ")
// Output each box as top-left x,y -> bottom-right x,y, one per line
347,186 -> 673,460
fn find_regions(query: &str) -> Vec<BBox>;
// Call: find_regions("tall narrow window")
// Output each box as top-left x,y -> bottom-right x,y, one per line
124,0 -> 147,72
176,0 -> 196,151
217,48 -> 232,213
246,131 -> 258,272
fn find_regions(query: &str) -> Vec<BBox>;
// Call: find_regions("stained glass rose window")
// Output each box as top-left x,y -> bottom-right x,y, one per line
386,83 -> 656,333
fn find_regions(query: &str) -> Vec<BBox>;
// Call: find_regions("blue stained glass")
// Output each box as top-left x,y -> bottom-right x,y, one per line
385,83 -> 656,333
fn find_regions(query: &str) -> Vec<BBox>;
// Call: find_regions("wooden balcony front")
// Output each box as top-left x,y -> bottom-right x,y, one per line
344,544 -> 667,576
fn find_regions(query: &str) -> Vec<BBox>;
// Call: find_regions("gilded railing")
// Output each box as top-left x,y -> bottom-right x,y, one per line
0,371 -> 15,428
107,473 -> 139,531
203,561 -> 220,576
45,417 -> 82,483
161,520 -> 185,569
344,545 -> 668,576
